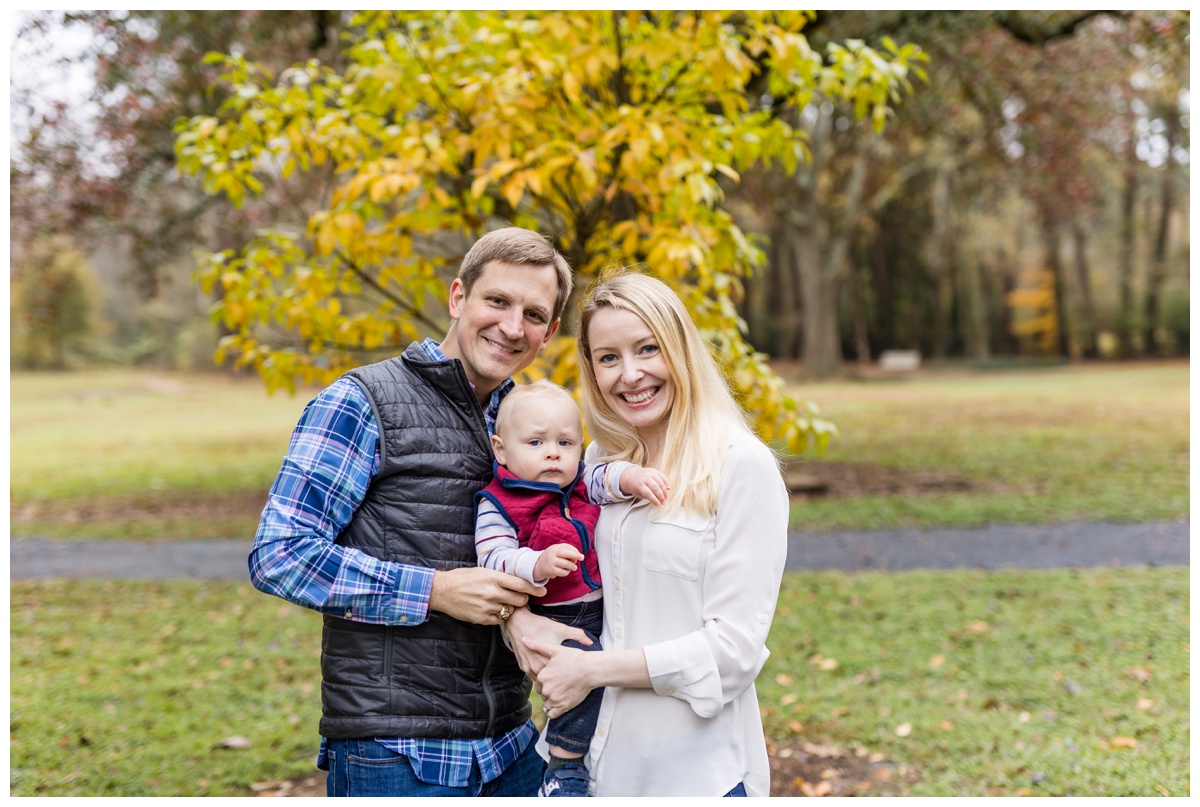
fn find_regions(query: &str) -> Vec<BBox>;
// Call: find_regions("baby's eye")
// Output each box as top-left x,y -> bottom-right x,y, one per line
559,439 -> 574,447
528,439 -> 543,447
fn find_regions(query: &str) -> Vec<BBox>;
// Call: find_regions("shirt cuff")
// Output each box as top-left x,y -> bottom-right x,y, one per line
606,461 -> 636,500
515,551 -> 545,586
391,564 -> 435,625
642,633 -> 723,718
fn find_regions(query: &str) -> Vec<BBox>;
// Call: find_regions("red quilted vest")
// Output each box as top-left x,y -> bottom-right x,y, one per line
476,462 -> 602,605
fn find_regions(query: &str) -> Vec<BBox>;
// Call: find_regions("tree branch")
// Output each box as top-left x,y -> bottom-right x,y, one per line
333,247 -> 446,332
992,10 -> 1128,46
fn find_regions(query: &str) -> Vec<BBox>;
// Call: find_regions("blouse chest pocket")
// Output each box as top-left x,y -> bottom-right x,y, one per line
641,508 -> 713,580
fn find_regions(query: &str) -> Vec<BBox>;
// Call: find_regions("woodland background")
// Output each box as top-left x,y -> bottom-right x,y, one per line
10,11 -> 1190,387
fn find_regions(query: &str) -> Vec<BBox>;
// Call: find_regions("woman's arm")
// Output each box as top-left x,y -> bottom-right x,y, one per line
524,637 -> 649,719
640,438 -> 788,717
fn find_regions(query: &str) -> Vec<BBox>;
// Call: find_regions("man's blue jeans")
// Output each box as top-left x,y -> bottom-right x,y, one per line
323,737 -> 545,797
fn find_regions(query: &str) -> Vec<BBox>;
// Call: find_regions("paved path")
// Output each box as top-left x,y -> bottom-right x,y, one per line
10,521 -> 1188,580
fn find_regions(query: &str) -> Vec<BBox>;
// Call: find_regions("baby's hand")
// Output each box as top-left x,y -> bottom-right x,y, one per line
620,466 -> 671,506
533,543 -> 583,581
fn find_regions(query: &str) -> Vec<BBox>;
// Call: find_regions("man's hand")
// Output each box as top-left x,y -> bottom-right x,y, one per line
533,543 -> 583,581
619,465 -> 671,506
428,567 -> 545,625
504,607 -> 590,678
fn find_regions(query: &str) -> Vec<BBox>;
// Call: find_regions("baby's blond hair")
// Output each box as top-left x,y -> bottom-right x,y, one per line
494,380 -> 580,438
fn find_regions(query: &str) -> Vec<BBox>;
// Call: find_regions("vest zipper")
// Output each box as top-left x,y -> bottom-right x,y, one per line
482,630 -> 498,736
562,492 -> 601,591
452,363 -> 495,457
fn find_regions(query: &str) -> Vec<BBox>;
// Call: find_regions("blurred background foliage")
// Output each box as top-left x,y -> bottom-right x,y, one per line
11,11 -> 1190,392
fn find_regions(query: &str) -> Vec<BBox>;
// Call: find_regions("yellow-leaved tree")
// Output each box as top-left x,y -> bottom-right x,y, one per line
175,10 -> 925,454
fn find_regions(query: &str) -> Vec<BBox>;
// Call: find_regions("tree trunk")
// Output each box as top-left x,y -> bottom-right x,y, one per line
960,251 -> 990,360
1117,128 -> 1138,357
926,160 -> 954,360
1041,218 -> 1072,358
1071,223 -> 1099,358
1142,110 -> 1177,356
847,259 -> 872,366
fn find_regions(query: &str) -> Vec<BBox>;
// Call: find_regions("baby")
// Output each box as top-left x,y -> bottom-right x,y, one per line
474,380 -> 668,797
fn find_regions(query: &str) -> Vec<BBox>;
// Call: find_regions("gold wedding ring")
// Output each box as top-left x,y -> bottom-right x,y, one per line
498,604 -> 512,621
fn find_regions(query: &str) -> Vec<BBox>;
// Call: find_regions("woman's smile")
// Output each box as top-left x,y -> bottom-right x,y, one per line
587,307 -> 675,442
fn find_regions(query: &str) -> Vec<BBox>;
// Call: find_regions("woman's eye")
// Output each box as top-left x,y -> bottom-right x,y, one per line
639,344 -> 659,355
597,353 -> 617,364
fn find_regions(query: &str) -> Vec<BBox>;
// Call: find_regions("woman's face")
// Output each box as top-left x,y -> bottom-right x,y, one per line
586,307 -> 675,440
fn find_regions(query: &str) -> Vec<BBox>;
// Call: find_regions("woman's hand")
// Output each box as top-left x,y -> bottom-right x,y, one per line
524,635 -> 595,719
503,607 -> 591,678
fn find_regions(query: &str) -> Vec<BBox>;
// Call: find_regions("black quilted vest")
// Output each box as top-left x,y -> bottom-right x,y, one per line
317,343 -> 531,739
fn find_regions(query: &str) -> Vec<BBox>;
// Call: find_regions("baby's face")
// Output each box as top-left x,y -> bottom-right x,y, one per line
493,395 -> 583,489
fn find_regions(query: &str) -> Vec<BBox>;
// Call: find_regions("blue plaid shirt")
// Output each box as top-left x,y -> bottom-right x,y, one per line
250,339 -> 533,787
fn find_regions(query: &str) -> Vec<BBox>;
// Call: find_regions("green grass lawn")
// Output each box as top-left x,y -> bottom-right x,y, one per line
11,370 -> 317,540
10,362 -> 1190,540
11,567 -> 1188,796
782,361 -> 1189,531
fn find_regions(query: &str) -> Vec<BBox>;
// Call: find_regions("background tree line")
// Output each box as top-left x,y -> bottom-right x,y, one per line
11,10 -> 1189,385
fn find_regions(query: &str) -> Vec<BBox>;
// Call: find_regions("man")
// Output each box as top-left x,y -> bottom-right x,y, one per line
250,227 -> 584,796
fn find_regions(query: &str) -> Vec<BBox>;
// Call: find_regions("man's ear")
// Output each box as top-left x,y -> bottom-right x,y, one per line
491,433 -> 506,465
540,318 -> 561,349
448,277 -> 467,320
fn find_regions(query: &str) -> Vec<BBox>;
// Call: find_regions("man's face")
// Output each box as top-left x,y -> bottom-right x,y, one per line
492,394 -> 583,489
443,260 -> 561,400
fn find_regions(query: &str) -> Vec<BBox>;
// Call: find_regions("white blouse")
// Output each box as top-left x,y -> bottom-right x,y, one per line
583,430 -> 789,797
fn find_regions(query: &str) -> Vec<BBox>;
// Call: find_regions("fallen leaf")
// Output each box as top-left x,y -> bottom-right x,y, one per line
820,768 -> 835,780
874,769 -> 892,781
780,693 -> 799,706
775,673 -> 795,686
1015,787 -> 1033,796
939,720 -> 955,730
249,782 -> 279,792
1018,711 -> 1031,723
220,735 -> 252,750
894,723 -> 913,737
813,781 -> 833,796
929,655 -> 945,668
1156,785 -> 1171,796
1137,698 -> 1155,711
818,657 -> 839,671
966,621 -> 989,633
788,720 -> 804,733
1109,736 -> 1138,749
1126,667 -> 1152,683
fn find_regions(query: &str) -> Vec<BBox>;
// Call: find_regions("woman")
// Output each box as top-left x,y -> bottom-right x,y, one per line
522,273 -> 789,797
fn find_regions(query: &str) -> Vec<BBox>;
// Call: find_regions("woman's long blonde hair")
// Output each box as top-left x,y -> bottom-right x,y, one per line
577,272 -> 752,516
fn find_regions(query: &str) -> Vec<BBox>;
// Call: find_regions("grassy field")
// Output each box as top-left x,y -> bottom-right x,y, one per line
9,361 -> 1190,540
11,567 -> 1188,796
9,361 -> 1189,796
781,361 -> 1189,531
10,370 -> 316,540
